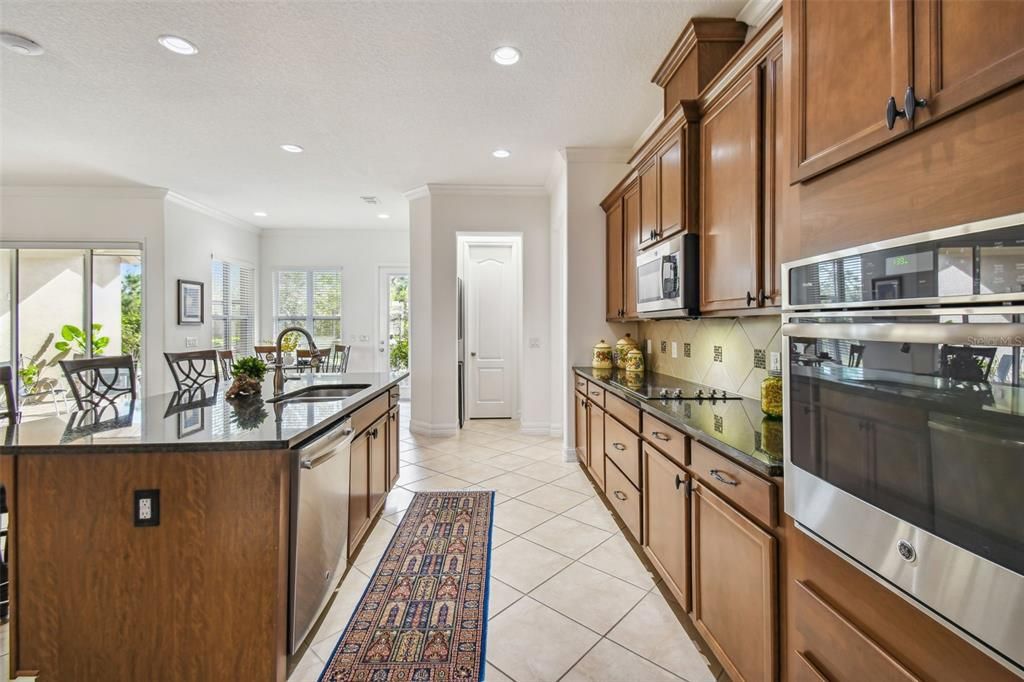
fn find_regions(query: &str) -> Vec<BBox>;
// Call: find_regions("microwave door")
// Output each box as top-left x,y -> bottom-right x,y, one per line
662,256 -> 679,298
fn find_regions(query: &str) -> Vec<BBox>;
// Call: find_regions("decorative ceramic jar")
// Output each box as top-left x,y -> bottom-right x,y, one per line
591,339 -> 613,369
592,367 -> 613,382
761,371 -> 783,418
624,347 -> 645,373
614,333 -> 640,369
623,370 -> 645,390
760,416 -> 783,461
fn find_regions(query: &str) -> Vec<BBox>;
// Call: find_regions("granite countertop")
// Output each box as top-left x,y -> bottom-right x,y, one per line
573,367 -> 783,477
1,371 -> 408,454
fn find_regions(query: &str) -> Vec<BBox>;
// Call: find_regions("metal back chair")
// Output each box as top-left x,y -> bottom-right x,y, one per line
217,350 -> 235,379
313,346 -> 332,372
164,350 -> 220,391
0,365 -> 19,425
0,365 -> 11,623
254,345 -> 278,364
330,344 -> 351,373
59,355 -> 137,410
296,348 -> 331,373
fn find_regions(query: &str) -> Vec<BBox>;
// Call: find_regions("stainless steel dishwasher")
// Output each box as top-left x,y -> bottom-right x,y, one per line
289,417 -> 354,653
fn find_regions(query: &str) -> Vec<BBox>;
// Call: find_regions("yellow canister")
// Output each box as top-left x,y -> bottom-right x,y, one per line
614,333 -> 640,369
625,347 -> 645,373
761,371 -> 783,418
592,339 -> 613,369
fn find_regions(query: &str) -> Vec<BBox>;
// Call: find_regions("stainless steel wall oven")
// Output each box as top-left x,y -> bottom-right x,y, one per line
782,212 -> 1024,674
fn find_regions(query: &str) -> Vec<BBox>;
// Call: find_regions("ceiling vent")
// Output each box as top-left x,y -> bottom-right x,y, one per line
360,196 -> 379,205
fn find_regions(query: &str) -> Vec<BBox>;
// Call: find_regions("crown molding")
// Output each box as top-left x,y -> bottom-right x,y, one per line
403,185 -> 431,201
563,147 -> 632,165
165,191 -> 260,234
0,185 -> 168,199
404,183 -> 547,198
737,0 -> 783,32
261,226 -> 409,238
650,18 -> 748,87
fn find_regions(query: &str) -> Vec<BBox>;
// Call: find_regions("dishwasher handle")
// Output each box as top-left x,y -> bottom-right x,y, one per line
297,417 -> 355,467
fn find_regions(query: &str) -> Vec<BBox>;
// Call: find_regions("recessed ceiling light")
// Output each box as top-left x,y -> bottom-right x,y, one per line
377,213 -> 390,219
157,34 -> 198,56
253,211 -> 268,217
491,46 -> 520,66
280,144 -> 304,153
0,32 -> 44,56
492,149 -> 511,159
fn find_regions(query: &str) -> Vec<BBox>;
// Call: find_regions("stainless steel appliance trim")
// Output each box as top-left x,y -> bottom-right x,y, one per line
784,305 -> 1024,319
781,211 -> 1024,311
782,321 -> 1024,344
637,236 -> 683,314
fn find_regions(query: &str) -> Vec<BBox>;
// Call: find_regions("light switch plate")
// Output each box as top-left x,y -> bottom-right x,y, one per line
185,337 -> 198,348
671,341 -> 678,358
646,339 -> 652,353
529,337 -> 541,348
770,351 -> 781,372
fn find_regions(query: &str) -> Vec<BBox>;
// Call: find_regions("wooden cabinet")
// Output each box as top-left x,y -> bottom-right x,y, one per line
639,161 -> 659,248
368,416 -> 388,518
762,42 -> 785,306
349,430 -> 371,553
605,199 -> 625,321
642,444 -> 690,610
692,482 -> 777,682
588,402 -> 605,490
656,134 -> 683,239
575,391 -> 589,467
387,406 -> 400,489
700,66 -> 762,313
622,182 -> 640,320
605,457 -> 641,542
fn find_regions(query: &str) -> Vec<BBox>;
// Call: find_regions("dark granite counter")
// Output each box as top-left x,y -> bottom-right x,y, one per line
573,367 -> 783,477
1,371 -> 408,454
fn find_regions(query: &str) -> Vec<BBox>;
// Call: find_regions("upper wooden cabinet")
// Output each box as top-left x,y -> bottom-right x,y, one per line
635,108 -> 700,249
762,43 -> 785,306
656,134 -> 683,239
605,199 -> 625,321
622,182 -> 640,320
789,0 -> 1024,182
638,160 -> 659,248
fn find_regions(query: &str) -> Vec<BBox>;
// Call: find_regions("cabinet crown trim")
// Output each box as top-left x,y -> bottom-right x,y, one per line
652,18 -> 749,87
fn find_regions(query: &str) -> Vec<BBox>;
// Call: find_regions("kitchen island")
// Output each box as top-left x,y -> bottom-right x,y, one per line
0,371 -> 407,682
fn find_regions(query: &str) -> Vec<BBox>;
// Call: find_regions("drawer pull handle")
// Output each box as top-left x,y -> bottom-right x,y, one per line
590,391 -> 601,397
613,490 -> 628,501
652,431 -> 671,442
674,474 -> 684,490
709,469 -> 739,486
612,442 -> 627,451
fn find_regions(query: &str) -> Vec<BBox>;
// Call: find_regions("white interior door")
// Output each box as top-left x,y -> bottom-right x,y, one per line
377,267 -> 410,393
465,242 -> 518,419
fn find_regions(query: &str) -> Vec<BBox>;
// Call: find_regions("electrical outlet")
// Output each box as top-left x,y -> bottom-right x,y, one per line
646,339 -> 652,353
660,340 -> 667,353
770,351 -> 781,372
134,489 -> 160,527
671,341 -> 678,358
185,337 -> 198,348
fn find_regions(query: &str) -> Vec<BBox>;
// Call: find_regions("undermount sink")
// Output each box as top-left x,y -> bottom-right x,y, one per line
266,384 -> 371,403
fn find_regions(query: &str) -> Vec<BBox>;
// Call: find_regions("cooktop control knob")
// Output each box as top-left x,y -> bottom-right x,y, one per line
659,388 -> 671,398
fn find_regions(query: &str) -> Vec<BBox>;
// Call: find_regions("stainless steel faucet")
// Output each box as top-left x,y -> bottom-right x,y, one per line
273,326 -> 318,396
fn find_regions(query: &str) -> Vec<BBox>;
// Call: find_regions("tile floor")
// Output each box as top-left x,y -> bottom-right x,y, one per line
289,409 -> 729,682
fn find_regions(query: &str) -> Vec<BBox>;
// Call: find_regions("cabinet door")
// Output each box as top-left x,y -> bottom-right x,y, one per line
349,431 -> 371,553
369,417 -> 388,517
623,182 -> 641,320
638,161 -> 658,248
914,0 -> 1024,125
588,404 -> 605,490
692,482 -> 777,682
387,406 -> 400,489
762,42 -> 785,307
657,134 -> 683,239
643,445 -> 690,610
605,200 -> 625,321
789,0 -> 913,181
700,66 -> 762,313
575,393 -> 589,466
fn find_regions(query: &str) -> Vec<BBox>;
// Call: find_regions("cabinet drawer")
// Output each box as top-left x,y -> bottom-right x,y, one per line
352,394 -> 389,436
792,580 -> 919,682
691,440 -> 776,528
574,374 -> 588,393
389,386 -> 401,407
642,413 -> 687,467
605,457 -> 641,542
586,382 -> 606,407
794,652 -> 830,682
605,392 -> 640,432
604,415 -> 641,488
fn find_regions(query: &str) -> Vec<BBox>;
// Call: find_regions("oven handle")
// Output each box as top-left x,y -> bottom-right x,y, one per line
782,322 -> 1024,345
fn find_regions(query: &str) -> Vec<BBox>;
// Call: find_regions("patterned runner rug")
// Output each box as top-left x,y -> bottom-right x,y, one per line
319,490 -> 494,682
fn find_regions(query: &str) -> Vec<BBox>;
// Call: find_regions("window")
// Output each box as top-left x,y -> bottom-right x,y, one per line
211,259 -> 255,356
273,269 -> 342,346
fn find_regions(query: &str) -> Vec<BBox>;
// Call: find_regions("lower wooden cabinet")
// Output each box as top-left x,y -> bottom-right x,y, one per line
349,430 -> 371,553
575,392 -> 589,467
605,457 -> 641,542
642,444 -> 690,610
588,403 -> 605,490
368,416 -> 388,518
387,405 -> 400,489
692,482 -> 777,682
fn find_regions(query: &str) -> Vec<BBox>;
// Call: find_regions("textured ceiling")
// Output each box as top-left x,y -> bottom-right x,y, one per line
0,0 -> 745,229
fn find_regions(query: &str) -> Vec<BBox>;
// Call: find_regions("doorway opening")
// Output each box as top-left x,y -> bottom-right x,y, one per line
457,234 -> 522,423
378,267 -> 410,397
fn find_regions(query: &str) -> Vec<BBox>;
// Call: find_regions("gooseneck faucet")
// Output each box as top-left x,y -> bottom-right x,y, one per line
273,326 -> 318,396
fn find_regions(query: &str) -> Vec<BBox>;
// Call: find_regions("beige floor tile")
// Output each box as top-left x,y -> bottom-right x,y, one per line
522,515 -> 612,559
309,568 -> 371,648
489,525 -> 515,547
514,443 -> 564,460
287,648 -> 326,682
465,485 -> 512,505
608,592 -> 716,682
486,597 -> 600,682
492,498 -> 556,535
395,463 -> 436,486
382,508 -> 407,525
398,446 -> 443,464
417,453 -> 476,473
485,452 -> 535,470
487,577 -> 523,619
513,460 -> 579,482
483,438 -> 532,453
352,520 -> 398,573
401,473 -> 472,492
382,487 -> 416,516
443,461 -> 508,484
515,483 -> 591,513
490,537 -> 573,592
562,638 -> 684,682
477,471 -> 546,497
578,534 -> 657,589
562,497 -> 618,532
484,663 -> 515,682
530,562 -> 647,634
551,470 -> 599,496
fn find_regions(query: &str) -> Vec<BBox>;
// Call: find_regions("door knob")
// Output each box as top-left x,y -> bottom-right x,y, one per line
470,351 -> 477,357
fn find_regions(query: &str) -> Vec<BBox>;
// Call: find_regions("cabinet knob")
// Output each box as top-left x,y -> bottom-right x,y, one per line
674,474 -> 684,490
885,96 -> 907,130
904,86 -> 927,122
757,288 -> 766,306
746,291 -> 755,307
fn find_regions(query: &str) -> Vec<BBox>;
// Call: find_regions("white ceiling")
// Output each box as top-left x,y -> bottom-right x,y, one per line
0,0 -> 745,230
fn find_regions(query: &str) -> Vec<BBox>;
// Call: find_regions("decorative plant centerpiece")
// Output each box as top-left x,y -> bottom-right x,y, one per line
226,355 -> 268,399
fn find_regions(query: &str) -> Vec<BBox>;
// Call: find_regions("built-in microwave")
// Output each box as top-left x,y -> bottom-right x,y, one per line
636,233 -> 699,318
782,212 -> 1024,675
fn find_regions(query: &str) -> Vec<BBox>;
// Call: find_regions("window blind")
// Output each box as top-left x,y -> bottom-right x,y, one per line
273,269 -> 342,347
211,259 -> 255,356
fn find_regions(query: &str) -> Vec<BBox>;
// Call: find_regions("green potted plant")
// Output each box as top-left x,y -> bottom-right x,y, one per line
226,355 -> 268,399
18,364 -> 39,396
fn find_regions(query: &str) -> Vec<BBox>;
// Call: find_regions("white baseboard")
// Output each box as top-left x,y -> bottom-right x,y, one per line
520,422 -> 565,438
409,419 -> 458,437
562,447 -> 578,463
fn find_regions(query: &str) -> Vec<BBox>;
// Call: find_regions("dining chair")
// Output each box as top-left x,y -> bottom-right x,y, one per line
217,349 -> 235,379
0,365 -> 19,425
296,348 -> 330,373
59,355 -> 137,410
0,365 -> 12,624
330,343 -> 351,373
313,346 -> 332,373
254,345 -> 278,363
847,344 -> 865,368
164,350 -> 220,391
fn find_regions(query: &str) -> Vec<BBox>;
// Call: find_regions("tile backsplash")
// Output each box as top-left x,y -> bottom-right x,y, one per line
639,316 -> 782,400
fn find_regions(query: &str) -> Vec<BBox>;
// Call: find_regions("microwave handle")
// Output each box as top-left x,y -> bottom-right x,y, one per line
782,322 -> 1024,345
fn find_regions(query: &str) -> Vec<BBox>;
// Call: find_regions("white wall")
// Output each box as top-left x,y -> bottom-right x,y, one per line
547,153 -> 568,444
259,228 -> 410,372
408,186 -> 551,436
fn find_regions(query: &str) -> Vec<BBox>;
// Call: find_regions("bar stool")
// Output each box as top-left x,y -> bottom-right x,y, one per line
164,350 -> 220,391
59,355 -> 137,410
217,350 -> 235,379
